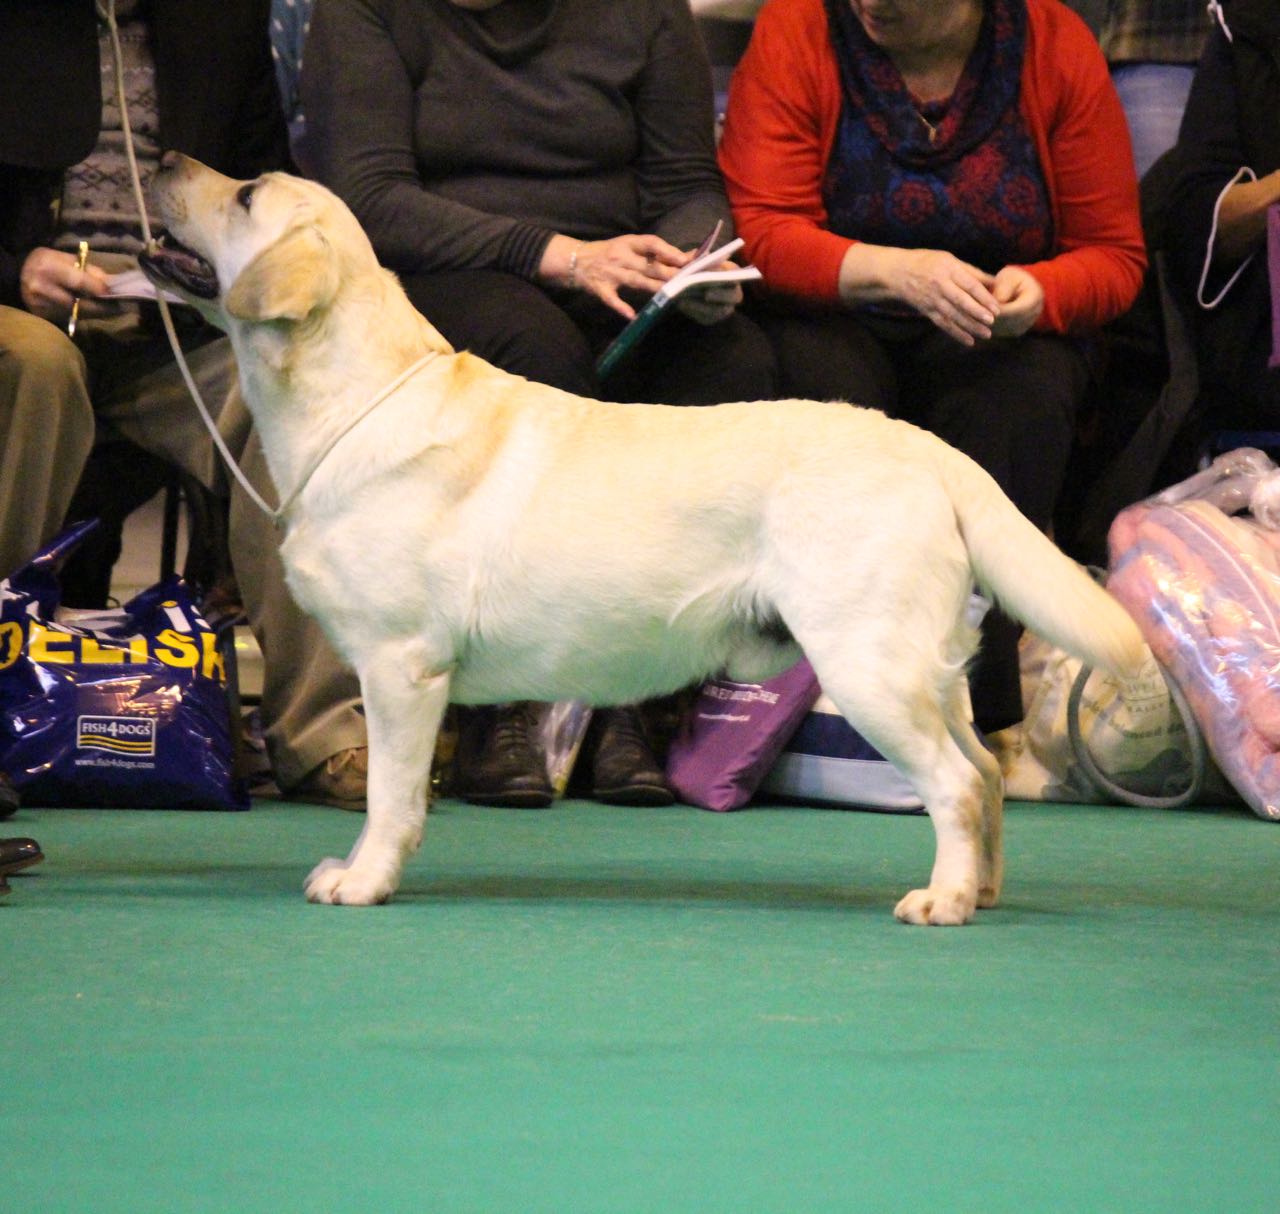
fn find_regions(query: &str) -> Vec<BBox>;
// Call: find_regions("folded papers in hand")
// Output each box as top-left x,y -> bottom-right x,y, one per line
596,227 -> 762,380
105,267 -> 187,305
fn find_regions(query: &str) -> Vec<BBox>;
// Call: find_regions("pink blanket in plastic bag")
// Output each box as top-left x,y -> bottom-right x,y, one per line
1107,450 -> 1280,821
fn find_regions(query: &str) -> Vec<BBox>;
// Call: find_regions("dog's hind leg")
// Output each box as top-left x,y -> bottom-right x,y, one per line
804,639 -> 987,926
945,680 -> 1004,908
885,726 -> 987,925
305,648 -> 450,906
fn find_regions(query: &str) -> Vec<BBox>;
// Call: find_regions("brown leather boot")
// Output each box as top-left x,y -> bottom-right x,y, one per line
290,747 -> 369,811
0,837 -> 44,886
454,703 -> 554,808
579,705 -> 674,806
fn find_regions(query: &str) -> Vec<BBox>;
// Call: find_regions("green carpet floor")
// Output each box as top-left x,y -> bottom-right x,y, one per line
3,797 -> 1277,1212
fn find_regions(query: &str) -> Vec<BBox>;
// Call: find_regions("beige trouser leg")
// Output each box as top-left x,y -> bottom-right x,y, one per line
0,307 -> 96,578
76,305 -> 231,488
95,306 -> 366,789
222,389 -> 367,790
88,297 -> 366,788
0,290 -> 363,791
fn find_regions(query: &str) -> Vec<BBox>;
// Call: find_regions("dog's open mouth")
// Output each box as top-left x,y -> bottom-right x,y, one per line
138,233 -> 219,300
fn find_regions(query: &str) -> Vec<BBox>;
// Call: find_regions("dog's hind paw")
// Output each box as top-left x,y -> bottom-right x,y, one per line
894,886 -> 976,926
305,858 -> 395,906
976,882 -> 1002,909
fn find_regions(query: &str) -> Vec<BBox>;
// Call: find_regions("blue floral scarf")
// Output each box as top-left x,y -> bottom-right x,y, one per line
821,0 -> 1053,275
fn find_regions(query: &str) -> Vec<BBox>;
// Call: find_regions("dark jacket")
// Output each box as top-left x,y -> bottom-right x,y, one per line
1148,0 -> 1280,410
0,0 -> 291,306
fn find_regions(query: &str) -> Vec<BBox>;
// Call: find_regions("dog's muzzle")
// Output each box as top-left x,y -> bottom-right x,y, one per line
138,233 -> 219,300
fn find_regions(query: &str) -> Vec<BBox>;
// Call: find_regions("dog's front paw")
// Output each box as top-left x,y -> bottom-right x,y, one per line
894,886 -> 977,926
305,857 -> 396,906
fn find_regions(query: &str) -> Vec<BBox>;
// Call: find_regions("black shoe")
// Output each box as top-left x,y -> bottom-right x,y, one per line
0,772 -> 17,820
454,703 -> 555,808
0,837 -> 43,876
581,706 -> 674,807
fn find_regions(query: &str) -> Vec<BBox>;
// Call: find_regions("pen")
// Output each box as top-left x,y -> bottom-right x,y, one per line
67,241 -> 89,337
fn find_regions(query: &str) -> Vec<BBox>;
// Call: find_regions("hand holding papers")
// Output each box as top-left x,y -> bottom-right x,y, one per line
595,226 -> 763,381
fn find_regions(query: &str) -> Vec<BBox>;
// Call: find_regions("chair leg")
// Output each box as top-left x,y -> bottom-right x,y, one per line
59,440 -> 170,608
160,472 -> 182,581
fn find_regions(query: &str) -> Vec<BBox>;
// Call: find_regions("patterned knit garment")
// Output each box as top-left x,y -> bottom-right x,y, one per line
56,0 -> 161,257
820,0 -> 1053,286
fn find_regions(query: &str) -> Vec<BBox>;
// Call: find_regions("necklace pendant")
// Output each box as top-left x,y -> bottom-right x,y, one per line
915,109 -> 938,144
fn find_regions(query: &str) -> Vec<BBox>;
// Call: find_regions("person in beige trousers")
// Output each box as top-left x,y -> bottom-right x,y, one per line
0,1 -> 365,809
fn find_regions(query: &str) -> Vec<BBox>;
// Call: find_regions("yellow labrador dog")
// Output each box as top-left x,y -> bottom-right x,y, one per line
142,153 -> 1145,924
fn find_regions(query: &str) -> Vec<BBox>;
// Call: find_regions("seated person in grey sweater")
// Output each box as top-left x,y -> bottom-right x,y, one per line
239,0 -> 779,809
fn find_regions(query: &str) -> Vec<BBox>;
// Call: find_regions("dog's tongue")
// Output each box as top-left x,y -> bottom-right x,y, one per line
138,234 -> 219,300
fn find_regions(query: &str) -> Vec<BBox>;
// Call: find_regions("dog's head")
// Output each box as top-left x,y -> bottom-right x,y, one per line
141,152 -> 374,329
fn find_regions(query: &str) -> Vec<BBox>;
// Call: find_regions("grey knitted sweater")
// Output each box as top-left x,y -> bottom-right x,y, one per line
300,0 -> 730,280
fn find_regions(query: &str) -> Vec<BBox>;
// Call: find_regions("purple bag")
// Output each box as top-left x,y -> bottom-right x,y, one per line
0,522 -> 248,810
665,659 -> 821,811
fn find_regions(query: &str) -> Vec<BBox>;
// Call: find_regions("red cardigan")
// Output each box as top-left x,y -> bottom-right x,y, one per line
718,0 -> 1146,333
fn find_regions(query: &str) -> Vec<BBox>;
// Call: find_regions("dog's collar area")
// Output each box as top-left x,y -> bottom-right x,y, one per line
271,349 -> 442,528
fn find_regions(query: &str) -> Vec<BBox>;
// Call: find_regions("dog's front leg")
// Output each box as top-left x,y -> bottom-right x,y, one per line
305,653 -> 450,906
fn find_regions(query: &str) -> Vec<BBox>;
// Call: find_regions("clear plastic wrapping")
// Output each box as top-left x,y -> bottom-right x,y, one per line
1107,449 -> 1280,820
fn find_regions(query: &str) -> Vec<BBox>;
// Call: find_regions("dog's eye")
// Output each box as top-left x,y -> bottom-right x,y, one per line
236,183 -> 256,210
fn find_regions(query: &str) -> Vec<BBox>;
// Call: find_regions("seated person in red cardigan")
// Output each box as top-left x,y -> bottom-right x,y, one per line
718,0 -> 1145,731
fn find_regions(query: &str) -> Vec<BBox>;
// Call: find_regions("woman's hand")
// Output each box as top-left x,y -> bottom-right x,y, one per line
19,247 -> 112,325
674,270 -> 742,326
1215,167 -> 1280,264
886,248 -> 1002,345
989,265 -> 1043,337
540,233 -> 688,320
839,244 -> 1001,346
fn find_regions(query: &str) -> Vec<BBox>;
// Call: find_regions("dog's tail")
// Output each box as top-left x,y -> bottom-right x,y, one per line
944,448 -> 1147,680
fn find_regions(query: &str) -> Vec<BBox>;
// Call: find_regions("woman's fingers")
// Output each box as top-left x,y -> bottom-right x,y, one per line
675,284 -> 739,325
19,248 -> 111,322
574,234 -> 695,317
892,248 -> 1002,343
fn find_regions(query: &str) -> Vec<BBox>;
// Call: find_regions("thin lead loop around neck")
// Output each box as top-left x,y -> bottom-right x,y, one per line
101,0 -> 279,519
269,351 -> 440,526
102,0 -> 440,526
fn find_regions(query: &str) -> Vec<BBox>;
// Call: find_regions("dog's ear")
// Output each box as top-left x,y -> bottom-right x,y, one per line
224,225 -> 339,322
